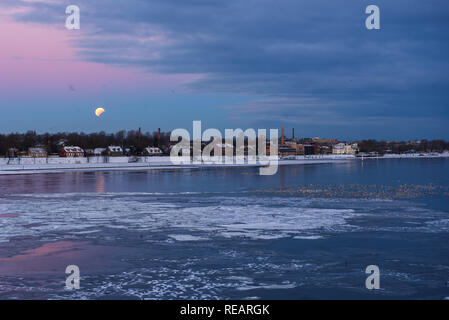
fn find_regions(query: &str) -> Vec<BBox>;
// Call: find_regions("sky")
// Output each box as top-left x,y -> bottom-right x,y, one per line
0,0 -> 448,140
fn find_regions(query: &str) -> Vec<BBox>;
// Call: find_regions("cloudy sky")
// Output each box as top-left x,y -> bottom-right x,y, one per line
1,0 -> 448,140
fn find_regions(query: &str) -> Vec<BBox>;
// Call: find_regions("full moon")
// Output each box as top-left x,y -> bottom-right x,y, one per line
95,107 -> 105,117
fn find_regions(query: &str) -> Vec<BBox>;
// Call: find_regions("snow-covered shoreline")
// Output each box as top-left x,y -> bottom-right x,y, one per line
380,152 -> 449,159
0,155 -> 348,175
0,159 -> 344,175
0,153 -> 447,175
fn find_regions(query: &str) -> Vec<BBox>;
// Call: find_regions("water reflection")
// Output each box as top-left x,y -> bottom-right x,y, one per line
96,172 -> 105,193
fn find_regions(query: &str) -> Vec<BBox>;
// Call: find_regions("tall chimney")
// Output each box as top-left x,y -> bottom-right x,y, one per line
281,126 -> 285,147
292,128 -> 295,140
138,127 -> 141,141
157,128 -> 161,147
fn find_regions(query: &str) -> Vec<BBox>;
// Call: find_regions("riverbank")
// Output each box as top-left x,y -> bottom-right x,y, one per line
0,153 -> 447,175
0,156 -> 350,175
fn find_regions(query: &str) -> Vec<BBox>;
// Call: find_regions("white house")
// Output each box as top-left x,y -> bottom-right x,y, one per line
107,146 -> 123,156
143,147 -> 163,156
59,146 -> 84,157
332,143 -> 358,155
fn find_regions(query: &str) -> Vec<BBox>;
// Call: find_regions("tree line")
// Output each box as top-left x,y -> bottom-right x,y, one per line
357,139 -> 449,154
0,130 -> 171,156
0,131 -> 447,156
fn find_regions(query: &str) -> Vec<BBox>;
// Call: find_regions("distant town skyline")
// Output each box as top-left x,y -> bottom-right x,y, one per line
1,0 -> 448,140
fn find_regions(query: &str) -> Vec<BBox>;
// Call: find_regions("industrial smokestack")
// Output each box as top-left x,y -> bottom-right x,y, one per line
158,128 -> 161,147
292,128 -> 295,139
281,126 -> 284,146
138,127 -> 141,140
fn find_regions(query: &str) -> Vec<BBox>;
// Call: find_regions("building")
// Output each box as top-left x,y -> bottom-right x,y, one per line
28,147 -> 47,158
107,146 -> 123,156
143,147 -> 163,156
59,146 -> 84,157
279,146 -> 297,156
295,143 -> 305,155
332,143 -> 359,155
285,140 -> 308,155
93,148 -> 106,156
319,145 -> 332,154
304,144 -> 317,155
284,140 -> 296,148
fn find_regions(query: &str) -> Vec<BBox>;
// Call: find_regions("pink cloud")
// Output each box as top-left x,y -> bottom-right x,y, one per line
0,17 -> 202,98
